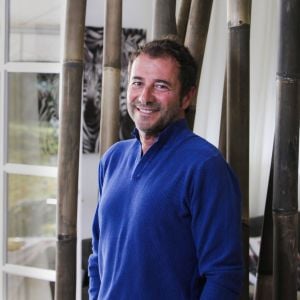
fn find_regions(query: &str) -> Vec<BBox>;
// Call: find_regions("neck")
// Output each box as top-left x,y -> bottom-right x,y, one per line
139,132 -> 158,155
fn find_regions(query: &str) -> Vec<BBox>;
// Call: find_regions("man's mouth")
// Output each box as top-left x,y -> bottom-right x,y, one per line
138,108 -> 156,114
136,105 -> 160,115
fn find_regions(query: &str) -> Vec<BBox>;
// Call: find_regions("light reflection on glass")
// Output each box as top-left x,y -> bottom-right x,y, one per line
9,0 -> 62,62
7,274 -> 54,300
8,72 -> 59,166
7,174 -> 56,270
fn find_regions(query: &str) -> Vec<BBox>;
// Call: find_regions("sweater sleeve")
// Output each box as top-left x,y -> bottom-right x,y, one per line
88,161 -> 105,300
188,155 -> 244,299
88,201 -> 101,300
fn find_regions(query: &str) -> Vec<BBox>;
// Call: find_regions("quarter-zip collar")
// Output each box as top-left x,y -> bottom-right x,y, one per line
130,119 -> 191,179
132,118 -> 190,151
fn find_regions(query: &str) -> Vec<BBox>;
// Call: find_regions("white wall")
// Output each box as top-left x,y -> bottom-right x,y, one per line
86,0 -> 154,37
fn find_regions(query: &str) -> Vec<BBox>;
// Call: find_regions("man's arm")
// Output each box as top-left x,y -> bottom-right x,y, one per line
189,155 -> 244,299
88,201 -> 101,300
88,159 -> 107,299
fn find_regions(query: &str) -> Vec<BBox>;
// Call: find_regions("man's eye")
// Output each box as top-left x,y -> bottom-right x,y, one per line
154,83 -> 169,91
131,81 -> 142,87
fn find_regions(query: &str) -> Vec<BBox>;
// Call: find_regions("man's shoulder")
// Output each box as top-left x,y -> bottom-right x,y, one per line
109,138 -> 136,151
100,139 -> 137,163
178,133 -> 221,160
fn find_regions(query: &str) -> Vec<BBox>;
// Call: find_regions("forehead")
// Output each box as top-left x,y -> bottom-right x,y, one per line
130,54 -> 180,80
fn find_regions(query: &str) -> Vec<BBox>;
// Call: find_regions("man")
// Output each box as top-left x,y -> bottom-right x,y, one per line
88,38 -> 244,299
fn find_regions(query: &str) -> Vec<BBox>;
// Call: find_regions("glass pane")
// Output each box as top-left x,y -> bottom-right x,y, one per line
8,72 -> 59,166
7,274 -> 54,300
9,0 -> 62,62
7,174 -> 56,269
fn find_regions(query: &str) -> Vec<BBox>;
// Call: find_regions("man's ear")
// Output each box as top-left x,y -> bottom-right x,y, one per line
181,86 -> 196,110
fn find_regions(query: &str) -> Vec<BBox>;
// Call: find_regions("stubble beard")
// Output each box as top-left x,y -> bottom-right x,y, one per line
127,100 -> 183,136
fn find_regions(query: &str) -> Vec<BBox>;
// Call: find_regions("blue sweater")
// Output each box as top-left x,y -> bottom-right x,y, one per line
88,119 -> 244,300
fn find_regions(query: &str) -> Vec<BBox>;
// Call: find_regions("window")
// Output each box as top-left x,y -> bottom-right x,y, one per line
7,72 -> 59,166
0,0 -> 64,299
9,0 -> 61,62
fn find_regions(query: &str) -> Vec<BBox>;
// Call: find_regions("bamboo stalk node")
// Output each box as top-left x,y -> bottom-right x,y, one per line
227,0 -> 251,27
276,74 -> 299,83
64,59 -> 84,65
58,233 -> 76,240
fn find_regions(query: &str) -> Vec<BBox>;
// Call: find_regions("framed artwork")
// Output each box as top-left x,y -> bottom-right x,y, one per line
82,27 -> 146,153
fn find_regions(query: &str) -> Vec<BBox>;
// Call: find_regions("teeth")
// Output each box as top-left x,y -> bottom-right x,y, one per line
139,108 -> 153,114
137,107 -> 157,114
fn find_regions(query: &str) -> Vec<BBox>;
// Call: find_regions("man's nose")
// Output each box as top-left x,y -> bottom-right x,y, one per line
139,86 -> 153,104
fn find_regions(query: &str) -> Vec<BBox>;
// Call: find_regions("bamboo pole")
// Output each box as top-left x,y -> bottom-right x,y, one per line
227,1 -> 251,299
273,1 -> 300,299
176,0 -> 192,43
99,0 -> 122,156
153,0 -> 177,39
55,0 -> 86,299
184,0 -> 213,129
254,150 -> 274,300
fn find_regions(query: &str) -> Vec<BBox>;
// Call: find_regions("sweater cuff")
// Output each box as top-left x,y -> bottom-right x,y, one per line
88,275 -> 101,300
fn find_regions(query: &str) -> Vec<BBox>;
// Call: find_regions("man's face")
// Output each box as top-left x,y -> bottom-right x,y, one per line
127,54 -> 191,136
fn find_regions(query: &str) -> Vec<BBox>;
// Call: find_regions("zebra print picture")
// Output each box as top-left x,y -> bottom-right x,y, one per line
83,26 -> 146,153
37,73 -> 59,162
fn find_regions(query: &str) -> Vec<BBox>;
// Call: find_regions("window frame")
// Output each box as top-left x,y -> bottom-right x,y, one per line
0,0 -> 67,298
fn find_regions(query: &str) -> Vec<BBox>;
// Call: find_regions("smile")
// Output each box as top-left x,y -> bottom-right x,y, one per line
136,106 -> 159,115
